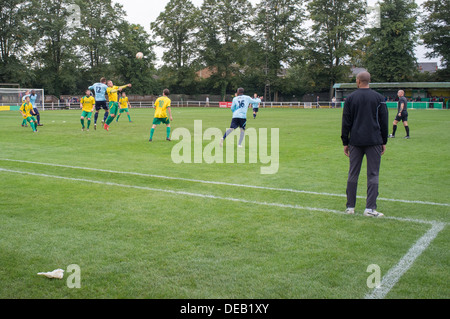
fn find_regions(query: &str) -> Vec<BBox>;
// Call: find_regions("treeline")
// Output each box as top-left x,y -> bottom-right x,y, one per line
0,0 -> 448,100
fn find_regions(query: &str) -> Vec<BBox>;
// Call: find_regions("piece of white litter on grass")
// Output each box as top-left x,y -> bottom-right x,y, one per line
37,269 -> 64,279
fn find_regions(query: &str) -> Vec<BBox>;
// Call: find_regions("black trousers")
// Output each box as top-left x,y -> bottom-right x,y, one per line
346,145 -> 382,210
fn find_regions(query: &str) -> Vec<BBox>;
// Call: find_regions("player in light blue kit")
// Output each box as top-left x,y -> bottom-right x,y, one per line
29,90 -> 42,126
88,77 -> 109,130
251,93 -> 262,119
220,87 -> 261,148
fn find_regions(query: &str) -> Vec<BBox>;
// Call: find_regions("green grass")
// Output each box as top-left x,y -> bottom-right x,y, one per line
0,107 -> 448,299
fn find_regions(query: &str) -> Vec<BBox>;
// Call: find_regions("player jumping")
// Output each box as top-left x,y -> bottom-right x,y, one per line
103,80 -> 132,131
88,77 -> 108,130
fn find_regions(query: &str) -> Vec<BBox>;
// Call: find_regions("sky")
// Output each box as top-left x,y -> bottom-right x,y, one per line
113,0 -> 441,67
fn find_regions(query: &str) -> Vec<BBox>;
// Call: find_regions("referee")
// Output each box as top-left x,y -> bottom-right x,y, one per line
341,71 -> 389,218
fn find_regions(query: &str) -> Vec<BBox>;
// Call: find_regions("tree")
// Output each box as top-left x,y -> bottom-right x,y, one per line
421,0 -> 450,69
0,0 -> 34,84
305,0 -> 366,99
109,22 -> 159,95
197,0 -> 254,100
363,0 -> 418,82
254,0 -> 305,101
151,0 -> 200,94
29,0 -> 83,95
74,0 -> 124,82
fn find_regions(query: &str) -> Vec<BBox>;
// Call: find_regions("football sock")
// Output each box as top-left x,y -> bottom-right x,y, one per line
127,114 -> 131,122
94,112 -> 99,124
80,119 -> 85,128
253,113 -> 256,119
150,128 -> 155,139
166,126 -> 171,139
31,122 -> 36,131
103,111 -> 109,122
116,114 -> 120,122
405,126 -> 409,136
238,129 -> 245,145
87,120 -> 91,129
106,116 -> 114,125
392,125 -> 397,136
37,114 -> 40,124
223,128 -> 233,140
22,119 -> 27,126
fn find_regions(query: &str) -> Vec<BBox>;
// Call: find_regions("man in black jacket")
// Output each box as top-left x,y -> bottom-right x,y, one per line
341,71 -> 389,217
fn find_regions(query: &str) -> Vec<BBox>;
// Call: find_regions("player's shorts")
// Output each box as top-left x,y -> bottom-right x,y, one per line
95,101 -> 108,111
119,108 -> 129,113
26,116 -> 37,123
253,108 -> 259,113
230,118 -> 247,130
81,111 -> 92,118
153,117 -> 170,125
109,102 -> 119,115
395,111 -> 408,122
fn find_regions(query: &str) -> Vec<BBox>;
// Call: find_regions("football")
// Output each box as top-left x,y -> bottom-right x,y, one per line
136,52 -> 144,59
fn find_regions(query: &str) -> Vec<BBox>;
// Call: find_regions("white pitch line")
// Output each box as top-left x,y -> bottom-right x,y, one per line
1,158 -> 449,208
0,167 -> 444,227
0,167 -> 447,299
365,221 -> 446,299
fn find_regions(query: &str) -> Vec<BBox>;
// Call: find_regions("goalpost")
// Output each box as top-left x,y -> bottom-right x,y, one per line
0,88 -> 45,112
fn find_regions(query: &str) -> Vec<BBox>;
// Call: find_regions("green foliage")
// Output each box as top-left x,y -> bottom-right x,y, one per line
197,0 -> 254,100
421,0 -> 450,68
363,0 -> 418,82
304,0 -> 366,98
109,22 -> 159,95
151,0 -> 200,94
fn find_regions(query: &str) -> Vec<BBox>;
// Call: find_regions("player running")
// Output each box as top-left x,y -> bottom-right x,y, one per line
79,89 -> 95,131
220,88 -> 261,148
252,93 -> 262,119
149,89 -> 173,142
103,80 -> 132,131
116,92 -> 132,123
20,96 -> 38,133
88,77 -> 108,130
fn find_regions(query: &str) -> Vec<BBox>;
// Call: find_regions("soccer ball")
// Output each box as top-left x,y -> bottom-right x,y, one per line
136,52 -> 144,59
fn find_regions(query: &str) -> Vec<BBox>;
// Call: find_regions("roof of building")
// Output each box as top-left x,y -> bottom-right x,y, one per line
333,82 -> 450,89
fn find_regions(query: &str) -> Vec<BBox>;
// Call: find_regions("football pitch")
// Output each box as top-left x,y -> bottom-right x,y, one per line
0,107 -> 448,299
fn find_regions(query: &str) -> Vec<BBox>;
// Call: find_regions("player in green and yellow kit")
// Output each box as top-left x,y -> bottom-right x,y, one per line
103,80 -> 131,131
19,96 -> 38,133
80,89 -> 95,131
116,92 -> 132,123
149,89 -> 173,142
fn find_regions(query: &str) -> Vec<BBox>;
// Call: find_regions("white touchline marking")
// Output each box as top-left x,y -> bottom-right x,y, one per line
1,158 -> 449,208
0,167 -> 447,299
0,167 -> 445,227
365,222 -> 446,299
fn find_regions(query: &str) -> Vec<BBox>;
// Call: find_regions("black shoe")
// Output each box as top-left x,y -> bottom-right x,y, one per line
388,134 -> 395,138
404,136 -> 410,139
166,138 -> 171,141
94,124 -> 97,130
149,138 -> 152,142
